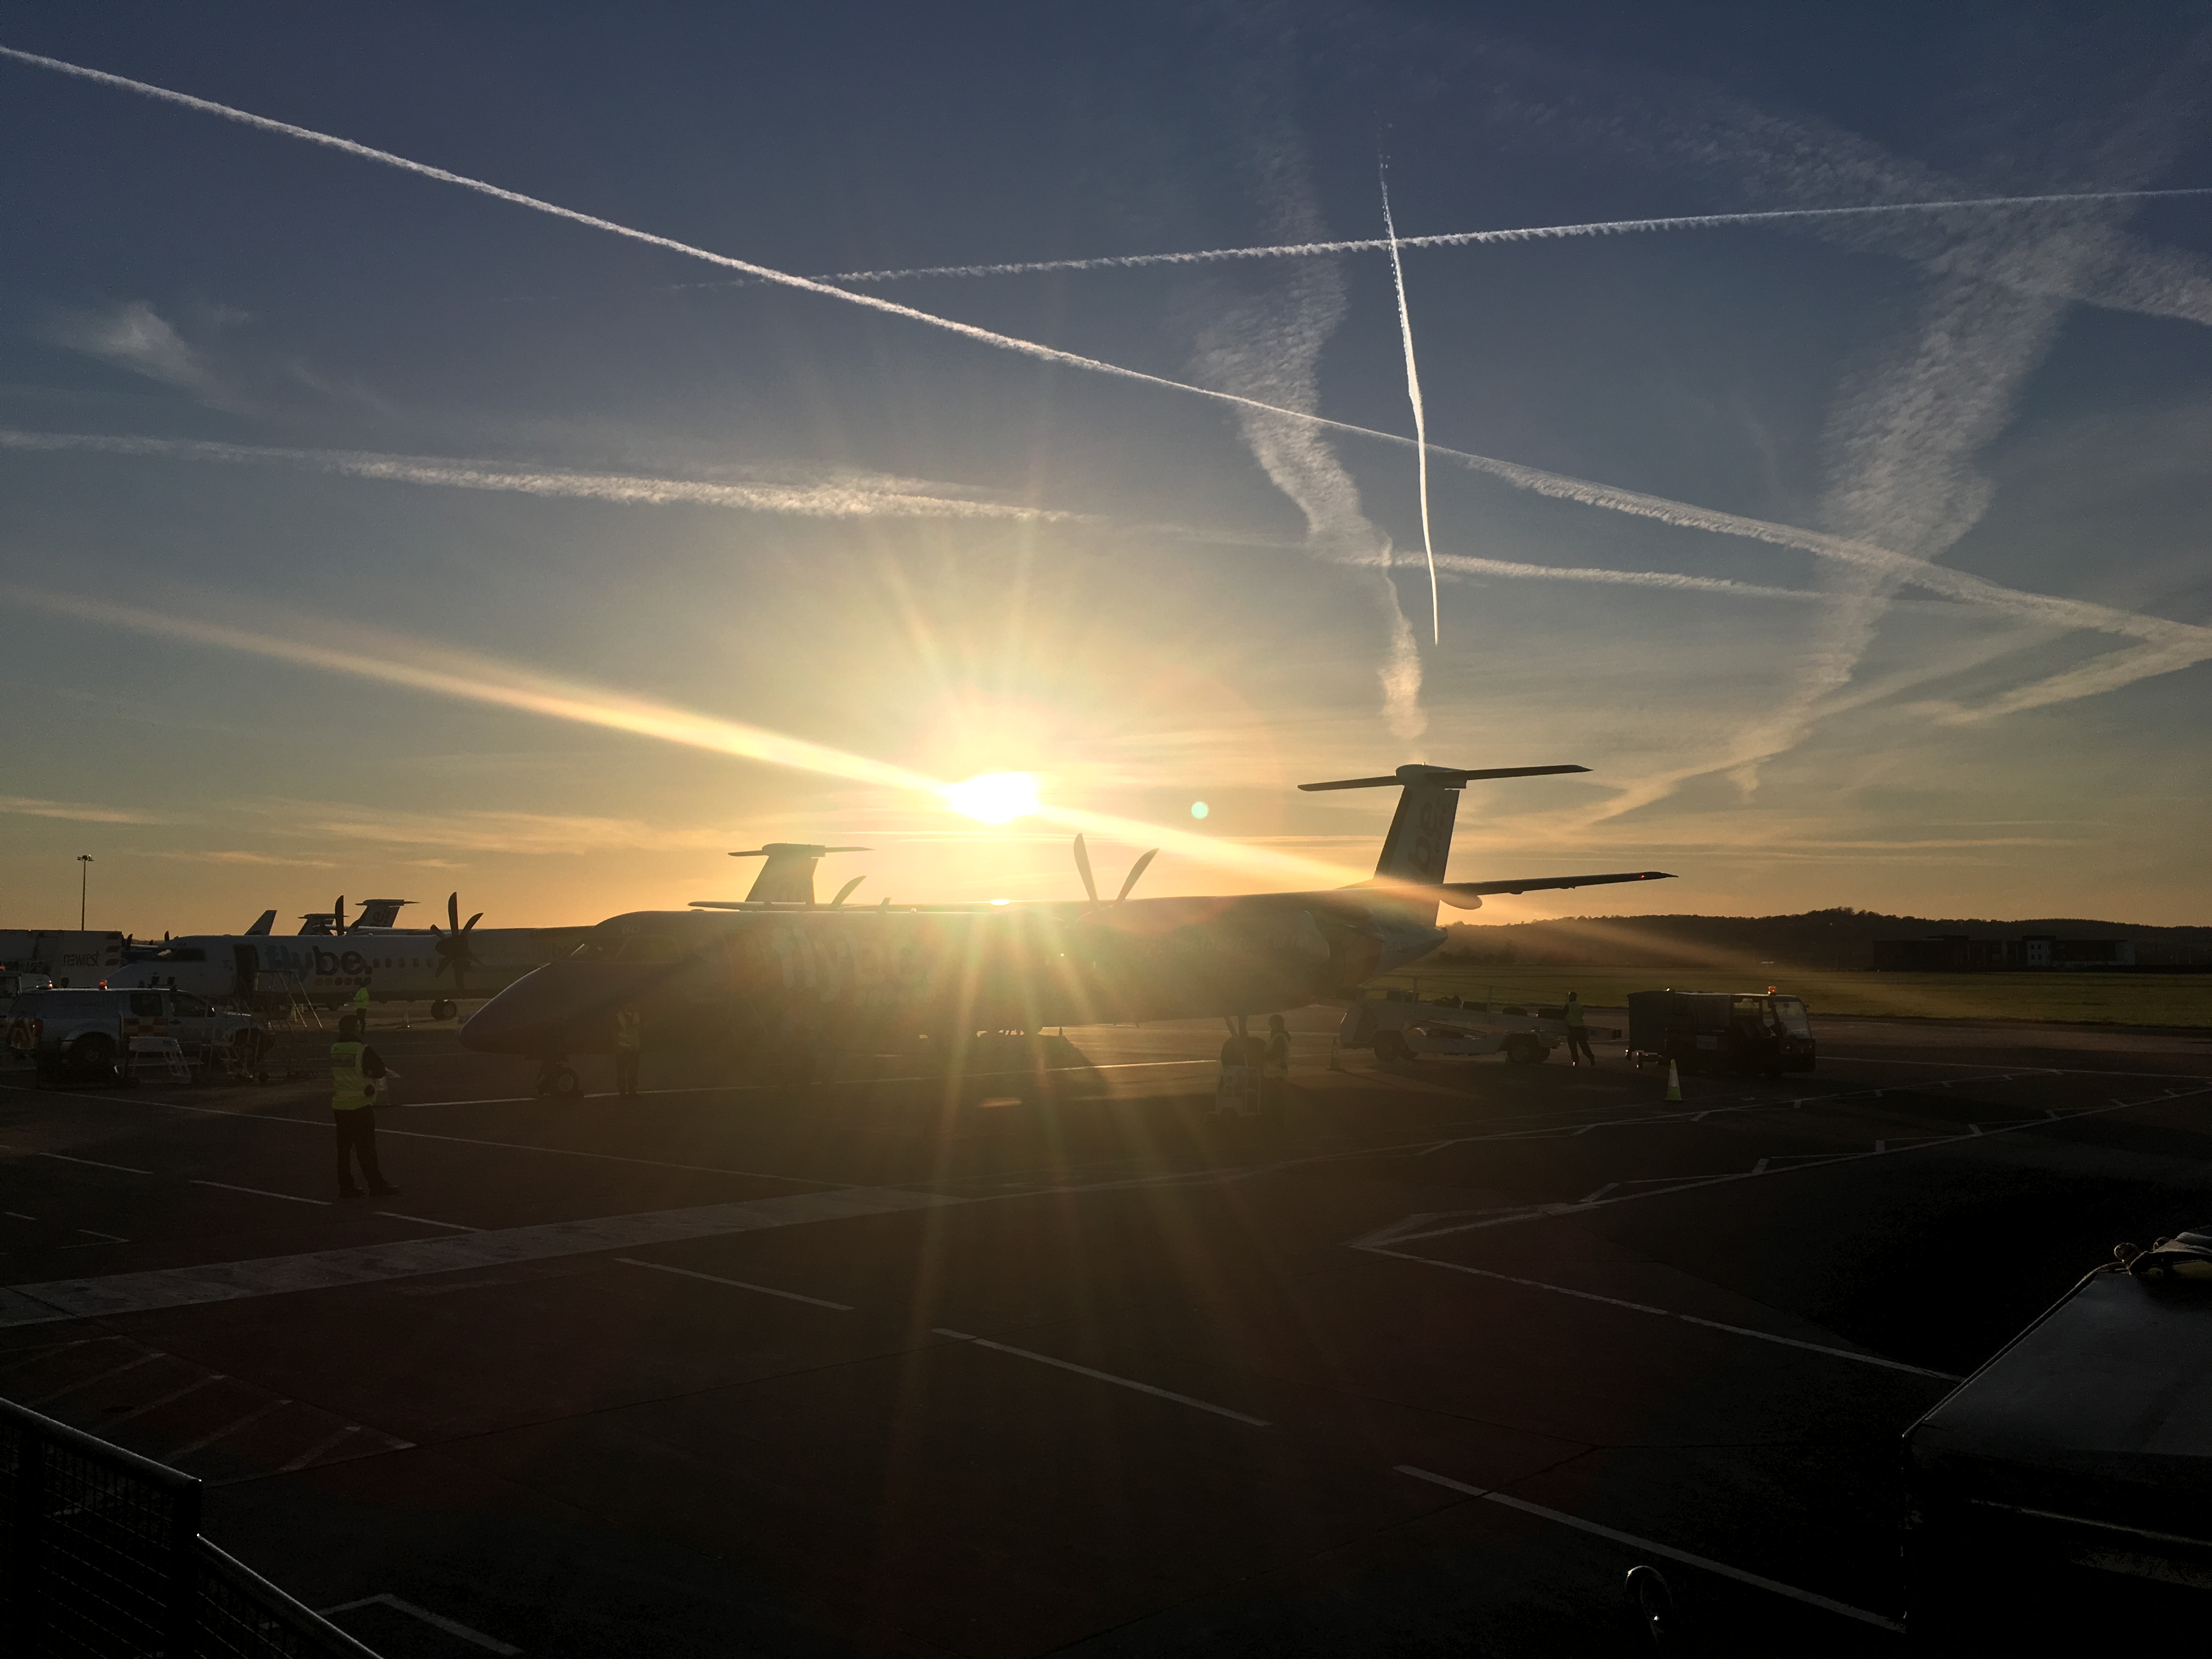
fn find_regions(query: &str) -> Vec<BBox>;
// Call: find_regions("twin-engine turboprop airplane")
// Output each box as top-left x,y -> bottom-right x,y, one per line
459,764 -> 1673,1096
106,893 -> 588,1017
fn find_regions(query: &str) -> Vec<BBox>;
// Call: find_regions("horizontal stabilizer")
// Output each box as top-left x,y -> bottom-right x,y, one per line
1300,764 -> 1587,792
1436,870 -> 1674,909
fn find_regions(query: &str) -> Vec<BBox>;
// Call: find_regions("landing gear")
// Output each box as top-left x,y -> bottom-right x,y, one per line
1504,1035 -> 1548,1065
534,1058 -> 582,1098
1373,1030 -> 1410,1064
430,998 -> 458,1022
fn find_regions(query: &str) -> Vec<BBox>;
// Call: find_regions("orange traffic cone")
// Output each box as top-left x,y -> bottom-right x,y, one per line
1665,1059 -> 1683,1102
1327,1037 -> 1343,1072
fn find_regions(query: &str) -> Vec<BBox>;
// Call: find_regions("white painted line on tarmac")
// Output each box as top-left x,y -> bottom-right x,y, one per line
110,1373 -> 225,1421
1358,1247 -> 1961,1380
37,1152 -> 152,1175
616,1256 -> 853,1310
1,1186 -> 963,1325
376,1211 -> 478,1231
933,1328 -> 1271,1427
1396,1465 -> 1904,1632
28,1348 -> 163,1404
280,1423 -> 362,1471
321,1594 -> 521,1655
167,1397 -> 292,1458
191,1179 -> 330,1206
1385,1086 -> 2212,1242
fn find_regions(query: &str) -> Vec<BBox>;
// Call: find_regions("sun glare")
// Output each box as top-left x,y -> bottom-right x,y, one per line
943,771 -> 1041,825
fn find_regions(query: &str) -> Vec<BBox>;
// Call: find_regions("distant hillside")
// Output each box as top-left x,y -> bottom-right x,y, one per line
1435,909 -> 2212,970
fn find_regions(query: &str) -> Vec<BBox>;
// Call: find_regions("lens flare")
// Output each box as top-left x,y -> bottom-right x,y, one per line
943,772 -> 1040,825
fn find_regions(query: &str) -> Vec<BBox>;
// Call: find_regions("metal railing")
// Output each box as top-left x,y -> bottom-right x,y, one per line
2,1396 -> 379,1657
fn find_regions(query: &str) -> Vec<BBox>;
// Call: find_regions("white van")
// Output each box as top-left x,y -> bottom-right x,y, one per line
5,987 -> 267,1086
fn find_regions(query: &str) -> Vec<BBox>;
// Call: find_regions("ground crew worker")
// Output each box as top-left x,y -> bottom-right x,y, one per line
613,1002 -> 644,1098
331,1014 -> 396,1198
1261,1013 -> 1292,1113
1563,990 -> 1596,1067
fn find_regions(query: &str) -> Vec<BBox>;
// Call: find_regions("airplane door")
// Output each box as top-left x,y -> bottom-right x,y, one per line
233,944 -> 259,999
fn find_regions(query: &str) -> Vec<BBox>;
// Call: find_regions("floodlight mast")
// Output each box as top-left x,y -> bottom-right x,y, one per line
77,854 -> 94,929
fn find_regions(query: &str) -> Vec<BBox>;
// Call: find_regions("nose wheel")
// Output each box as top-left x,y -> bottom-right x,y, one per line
430,998 -> 458,1022
534,1059 -> 582,1098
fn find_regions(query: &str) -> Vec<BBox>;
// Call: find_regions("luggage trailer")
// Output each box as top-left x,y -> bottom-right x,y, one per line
1338,990 -> 1620,1065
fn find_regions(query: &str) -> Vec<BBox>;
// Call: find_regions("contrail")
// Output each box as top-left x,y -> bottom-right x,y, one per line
8,46 -> 2203,709
0,429 -> 1082,522
806,187 -> 2212,284
1433,552 -> 1821,602
1379,163 -> 1438,645
14,588 -> 1377,891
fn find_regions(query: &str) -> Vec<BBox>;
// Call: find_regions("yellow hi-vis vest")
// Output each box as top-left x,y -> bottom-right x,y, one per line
331,1041 -> 375,1110
614,1009 -> 642,1052
1565,1001 -> 1584,1028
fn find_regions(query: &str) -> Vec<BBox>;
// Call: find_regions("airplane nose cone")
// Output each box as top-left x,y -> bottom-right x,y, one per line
460,962 -> 640,1054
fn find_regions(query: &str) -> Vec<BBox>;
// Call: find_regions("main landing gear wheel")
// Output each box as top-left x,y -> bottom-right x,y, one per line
1373,1030 -> 1410,1064
430,998 -> 458,1022
534,1059 -> 582,1098
1504,1036 -> 1546,1065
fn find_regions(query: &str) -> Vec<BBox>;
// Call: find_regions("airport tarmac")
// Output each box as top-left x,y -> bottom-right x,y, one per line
3,1006 -> 2209,1656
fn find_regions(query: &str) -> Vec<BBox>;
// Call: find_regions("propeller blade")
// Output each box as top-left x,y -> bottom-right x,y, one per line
1073,835 -> 1099,904
464,912 -> 483,931
447,892 -> 461,932
830,876 -> 866,907
335,895 -> 347,934
1115,849 -> 1159,904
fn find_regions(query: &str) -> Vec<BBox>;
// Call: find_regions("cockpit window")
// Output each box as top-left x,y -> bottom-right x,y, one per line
568,937 -> 615,960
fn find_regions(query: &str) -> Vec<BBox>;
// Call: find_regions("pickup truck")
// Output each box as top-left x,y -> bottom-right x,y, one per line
4,986 -> 269,1086
1338,991 -> 1621,1065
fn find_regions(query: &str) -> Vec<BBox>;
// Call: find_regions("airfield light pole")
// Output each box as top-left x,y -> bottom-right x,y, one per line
77,854 -> 93,929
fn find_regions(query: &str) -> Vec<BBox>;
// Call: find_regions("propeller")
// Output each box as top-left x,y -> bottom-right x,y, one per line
1115,849 -> 1158,904
829,876 -> 866,907
430,891 -> 484,994
334,895 -> 348,935
1072,836 -> 1158,906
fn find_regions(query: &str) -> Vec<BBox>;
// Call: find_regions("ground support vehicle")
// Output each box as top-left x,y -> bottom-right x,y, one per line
1903,1239 -> 2212,1643
4,988 -> 270,1086
1337,991 -> 1618,1065
1626,990 -> 1815,1077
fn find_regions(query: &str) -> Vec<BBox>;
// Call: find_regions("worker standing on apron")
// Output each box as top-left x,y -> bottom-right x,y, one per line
331,1014 -> 396,1197
1261,1014 -> 1292,1114
1564,991 -> 1596,1067
613,1003 -> 644,1098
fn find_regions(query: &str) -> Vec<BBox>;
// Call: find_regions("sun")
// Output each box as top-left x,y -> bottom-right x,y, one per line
943,771 -> 1040,825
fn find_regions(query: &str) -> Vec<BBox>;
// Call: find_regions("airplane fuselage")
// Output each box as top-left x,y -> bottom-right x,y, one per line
459,891 -> 1444,1060
105,928 -> 588,1006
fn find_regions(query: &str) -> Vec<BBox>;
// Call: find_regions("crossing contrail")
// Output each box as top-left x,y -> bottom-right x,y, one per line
0,429 -> 1084,522
805,187 -> 2212,285
8,44 -> 2205,709
1379,163 -> 1439,645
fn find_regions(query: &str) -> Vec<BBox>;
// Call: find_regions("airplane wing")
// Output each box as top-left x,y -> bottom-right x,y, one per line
1434,870 -> 1673,909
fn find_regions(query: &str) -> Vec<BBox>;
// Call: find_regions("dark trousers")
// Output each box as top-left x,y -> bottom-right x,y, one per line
1565,1028 -> 1596,1065
334,1107 -> 386,1191
614,1049 -> 641,1096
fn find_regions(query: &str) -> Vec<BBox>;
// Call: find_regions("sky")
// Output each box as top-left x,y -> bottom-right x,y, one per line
2,1 -> 2209,937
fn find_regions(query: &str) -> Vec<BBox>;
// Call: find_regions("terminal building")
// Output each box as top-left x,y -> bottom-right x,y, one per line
1871,933 -> 2136,971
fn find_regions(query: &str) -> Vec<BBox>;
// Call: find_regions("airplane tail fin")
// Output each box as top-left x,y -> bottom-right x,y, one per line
1299,765 -> 1586,887
730,844 -> 870,905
